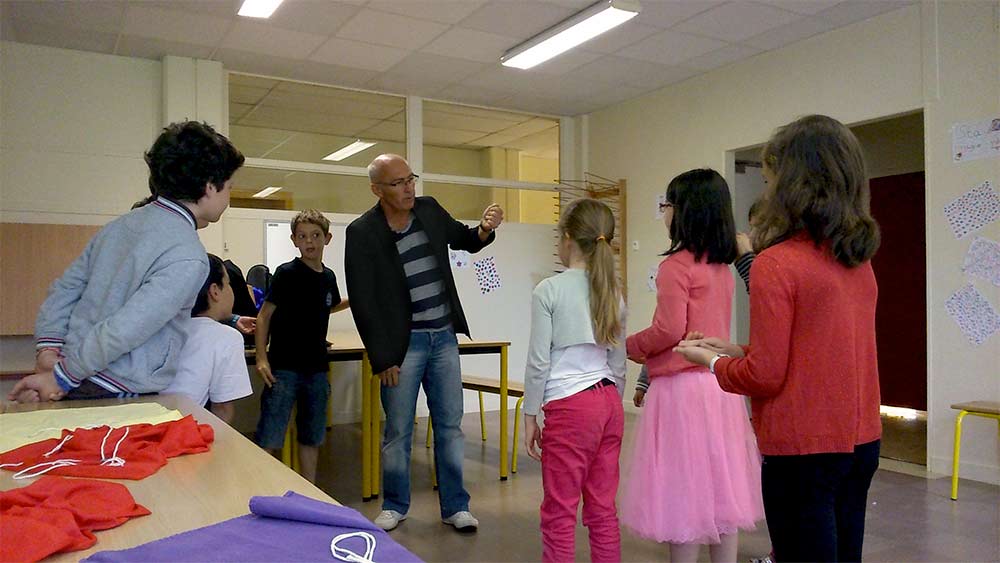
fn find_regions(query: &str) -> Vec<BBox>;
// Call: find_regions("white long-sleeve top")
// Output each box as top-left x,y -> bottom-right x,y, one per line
523,268 -> 626,416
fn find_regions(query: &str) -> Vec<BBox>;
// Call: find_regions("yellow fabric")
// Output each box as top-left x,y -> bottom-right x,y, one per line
0,403 -> 183,454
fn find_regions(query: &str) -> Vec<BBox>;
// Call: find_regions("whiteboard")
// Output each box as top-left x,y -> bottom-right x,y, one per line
263,217 -> 558,414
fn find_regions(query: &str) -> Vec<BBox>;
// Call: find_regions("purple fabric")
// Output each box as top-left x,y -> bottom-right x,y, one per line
85,492 -> 423,562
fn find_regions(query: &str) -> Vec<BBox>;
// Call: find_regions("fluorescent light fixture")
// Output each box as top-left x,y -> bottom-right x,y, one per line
238,0 -> 284,18
252,186 -> 282,198
501,0 -> 640,70
322,140 -> 376,162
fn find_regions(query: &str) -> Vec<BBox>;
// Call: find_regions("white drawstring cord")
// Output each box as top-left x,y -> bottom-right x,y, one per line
43,434 -> 74,457
330,531 -> 377,563
99,426 -> 129,467
12,459 -> 81,479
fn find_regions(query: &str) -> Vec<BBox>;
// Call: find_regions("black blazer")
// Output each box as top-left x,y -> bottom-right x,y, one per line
345,197 -> 495,374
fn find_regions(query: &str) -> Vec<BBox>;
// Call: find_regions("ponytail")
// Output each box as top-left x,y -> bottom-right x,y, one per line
559,199 -> 621,346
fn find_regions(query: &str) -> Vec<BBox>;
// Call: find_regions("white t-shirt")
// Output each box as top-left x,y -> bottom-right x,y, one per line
163,317 -> 252,406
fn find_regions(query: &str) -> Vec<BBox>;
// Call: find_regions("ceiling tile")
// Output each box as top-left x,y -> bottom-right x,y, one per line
6,19 -> 118,54
458,1 -> 575,40
625,65 -> 701,91
756,1 -> 843,15
116,35 -> 215,60
266,0 -> 361,35
530,49 -> 603,76
579,20 -> 664,54
580,84 -> 650,108
309,38 -> 410,71
423,110 -> 522,133
814,1 -> 912,26
569,55 -> 673,86
6,0 -> 126,34
123,4 -> 233,47
286,60 -> 381,89
355,119 -> 407,143
335,8 -> 448,50
229,102 -> 255,122
240,104 -> 382,136
386,52 -> 489,84
367,0 -> 486,24
134,0 -> 236,20
420,27 -> 516,64
431,84 -> 514,110
636,0 -> 726,29
220,20 -> 328,59
461,67 -> 541,95
673,2 -> 802,42
423,126 -> 487,146
742,15 -> 836,50
229,73 -> 282,89
365,73 -> 446,98
216,48 -> 307,79
617,29 -> 728,65
684,43 -> 764,70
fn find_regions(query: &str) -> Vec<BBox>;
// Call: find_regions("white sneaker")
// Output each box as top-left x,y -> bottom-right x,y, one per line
374,510 -> 406,531
442,510 -> 479,532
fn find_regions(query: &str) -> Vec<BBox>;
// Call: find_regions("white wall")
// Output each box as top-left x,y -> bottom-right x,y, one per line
589,2 -> 999,484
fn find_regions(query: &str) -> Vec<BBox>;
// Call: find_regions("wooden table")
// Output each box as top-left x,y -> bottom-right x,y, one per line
246,332 -> 511,501
0,394 -> 338,562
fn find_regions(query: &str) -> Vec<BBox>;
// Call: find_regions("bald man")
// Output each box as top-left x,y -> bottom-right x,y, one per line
345,154 -> 503,532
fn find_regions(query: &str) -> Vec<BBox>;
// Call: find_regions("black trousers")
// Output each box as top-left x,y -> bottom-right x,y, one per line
762,439 -> 880,563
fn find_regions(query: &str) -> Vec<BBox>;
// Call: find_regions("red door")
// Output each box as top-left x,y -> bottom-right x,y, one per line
869,172 -> 927,410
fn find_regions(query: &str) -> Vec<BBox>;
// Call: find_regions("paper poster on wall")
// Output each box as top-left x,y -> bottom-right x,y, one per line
952,117 -> 1000,162
449,250 -> 471,269
647,265 -> 658,292
943,180 -> 1000,239
474,256 -> 502,294
945,284 -> 1000,346
655,194 -> 667,219
963,236 -> 1000,287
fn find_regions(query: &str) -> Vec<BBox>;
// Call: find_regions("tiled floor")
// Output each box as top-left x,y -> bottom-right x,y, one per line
315,410 -> 1000,562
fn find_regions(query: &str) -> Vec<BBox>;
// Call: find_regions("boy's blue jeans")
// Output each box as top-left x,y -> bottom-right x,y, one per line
381,328 -> 470,518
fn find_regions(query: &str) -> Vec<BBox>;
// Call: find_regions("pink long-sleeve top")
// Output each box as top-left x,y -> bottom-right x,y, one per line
627,249 -> 734,377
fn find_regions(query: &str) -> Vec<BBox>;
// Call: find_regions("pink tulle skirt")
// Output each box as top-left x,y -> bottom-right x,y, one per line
620,369 -> 764,544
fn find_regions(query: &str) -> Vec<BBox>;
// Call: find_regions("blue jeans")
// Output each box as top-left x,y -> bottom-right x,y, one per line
381,329 -> 470,518
255,370 -> 330,449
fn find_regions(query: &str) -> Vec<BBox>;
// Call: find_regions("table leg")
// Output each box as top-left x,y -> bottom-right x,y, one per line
499,345 -> 509,481
361,354 -> 372,501
371,374 -> 381,498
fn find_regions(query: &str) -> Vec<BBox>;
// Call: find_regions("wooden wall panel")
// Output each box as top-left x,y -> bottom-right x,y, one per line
1,223 -> 101,335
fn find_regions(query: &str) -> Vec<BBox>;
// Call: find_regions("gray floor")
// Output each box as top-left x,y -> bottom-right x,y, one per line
315,411 -> 1000,562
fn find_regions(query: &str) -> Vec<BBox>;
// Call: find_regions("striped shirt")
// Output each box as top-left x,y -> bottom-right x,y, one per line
393,215 -> 451,332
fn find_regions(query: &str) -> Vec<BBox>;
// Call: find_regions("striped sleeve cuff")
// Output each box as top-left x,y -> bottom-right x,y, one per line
734,252 -> 755,289
54,361 -> 81,391
635,379 -> 649,392
35,337 -> 65,349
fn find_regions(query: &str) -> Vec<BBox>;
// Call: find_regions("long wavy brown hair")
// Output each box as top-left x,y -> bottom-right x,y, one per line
559,198 -> 621,346
753,114 -> 880,267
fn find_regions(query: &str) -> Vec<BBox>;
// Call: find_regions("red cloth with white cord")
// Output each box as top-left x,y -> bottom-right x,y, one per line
0,475 -> 150,562
0,415 -> 214,480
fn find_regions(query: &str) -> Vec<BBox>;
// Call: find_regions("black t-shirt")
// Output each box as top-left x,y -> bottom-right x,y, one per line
265,258 -> 341,374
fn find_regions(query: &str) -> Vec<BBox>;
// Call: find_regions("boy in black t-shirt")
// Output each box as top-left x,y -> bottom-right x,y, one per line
255,210 -> 350,483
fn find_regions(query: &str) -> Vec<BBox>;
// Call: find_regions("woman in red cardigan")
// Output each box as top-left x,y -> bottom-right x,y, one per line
675,114 -> 882,562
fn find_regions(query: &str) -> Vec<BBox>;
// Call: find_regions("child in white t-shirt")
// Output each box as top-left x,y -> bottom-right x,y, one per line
163,253 -> 252,424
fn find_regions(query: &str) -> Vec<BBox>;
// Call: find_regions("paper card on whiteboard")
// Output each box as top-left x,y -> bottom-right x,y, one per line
952,117 -> 1000,162
655,194 -> 667,219
945,284 -> 1000,346
943,181 -> 1000,239
450,250 -> 471,269
647,265 -> 658,292
474,256 -> 502,294
963,236 -> 1000,287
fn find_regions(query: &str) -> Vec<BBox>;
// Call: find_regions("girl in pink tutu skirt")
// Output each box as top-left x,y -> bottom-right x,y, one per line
622,169 -> 763,563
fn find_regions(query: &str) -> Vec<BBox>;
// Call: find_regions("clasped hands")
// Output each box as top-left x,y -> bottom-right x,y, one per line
672,331 -> 744,367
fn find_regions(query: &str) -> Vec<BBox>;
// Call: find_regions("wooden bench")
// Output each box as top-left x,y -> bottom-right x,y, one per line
950,401 -> 1000,500
426,375 -> 526,485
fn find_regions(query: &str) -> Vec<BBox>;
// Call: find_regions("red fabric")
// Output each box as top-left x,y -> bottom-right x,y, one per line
715,234 -> 882,456
0,415 -> 214,480
627,250 -> 734,378
0,475 -> 150,562
540,385 -> 624,563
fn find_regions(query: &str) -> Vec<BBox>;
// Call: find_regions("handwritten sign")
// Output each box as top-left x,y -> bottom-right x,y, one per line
952,117 -> 1000,163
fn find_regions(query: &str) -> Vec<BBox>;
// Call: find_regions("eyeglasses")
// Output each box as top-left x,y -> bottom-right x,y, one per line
377,173 -> 419,188
658,202 -> 674,211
